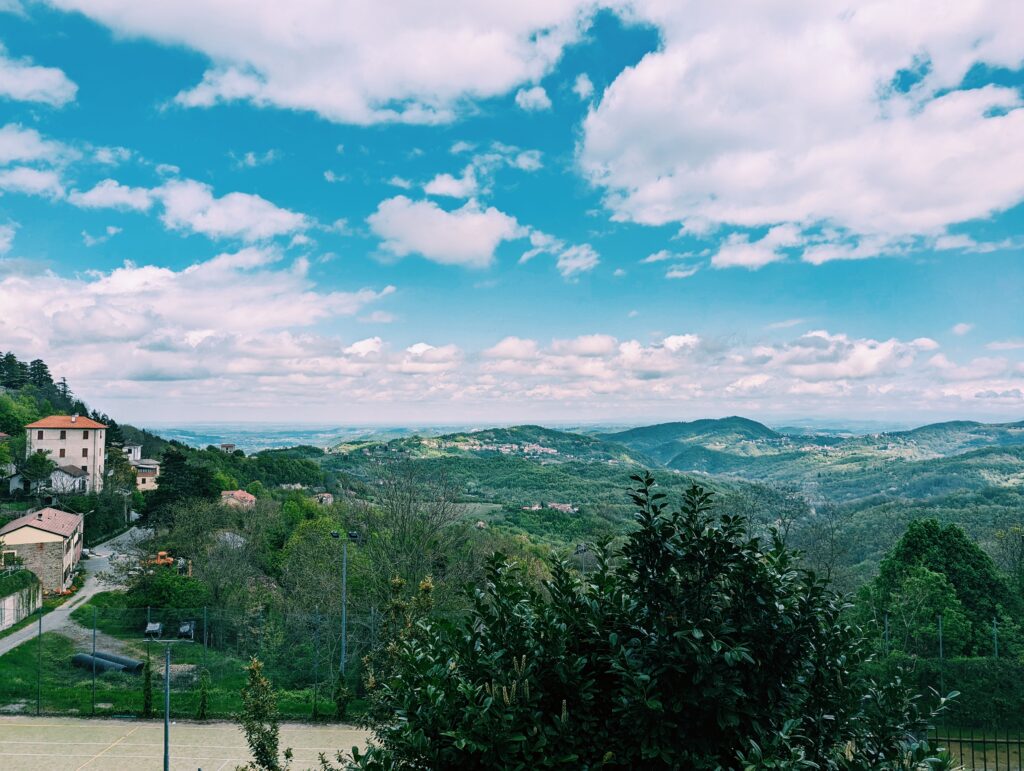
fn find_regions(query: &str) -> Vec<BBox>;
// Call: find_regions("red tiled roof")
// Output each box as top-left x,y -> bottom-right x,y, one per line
221,490 -> 256,503
25,415 -> 107,429
0,507 -> 83,538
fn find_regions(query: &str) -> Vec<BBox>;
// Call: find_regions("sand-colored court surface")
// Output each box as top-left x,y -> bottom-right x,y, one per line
0,715 -> 368,770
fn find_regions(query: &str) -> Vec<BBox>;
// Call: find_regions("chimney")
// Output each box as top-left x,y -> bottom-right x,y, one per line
71,414 -> 77,423
36,510 -> 43,521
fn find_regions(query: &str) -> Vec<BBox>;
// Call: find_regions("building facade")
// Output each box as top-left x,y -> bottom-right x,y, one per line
0,508 -> 84,592
122,444 -> 160,490
49,465 -> 90,494
25,415 -> 107,493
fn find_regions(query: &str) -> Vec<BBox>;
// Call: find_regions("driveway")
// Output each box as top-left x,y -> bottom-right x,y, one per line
0,527 -> 144,658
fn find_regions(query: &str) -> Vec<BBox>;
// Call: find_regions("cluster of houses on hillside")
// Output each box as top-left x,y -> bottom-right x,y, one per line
0,414 -> 164,594
3,415 -> 162,495
522,502 -> 579,514
424,437 -> 560,456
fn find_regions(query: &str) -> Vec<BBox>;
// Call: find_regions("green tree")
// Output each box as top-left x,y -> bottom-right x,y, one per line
196,668 -> 211,720
28,359 -> 52,388
142,656 -> 154,718
19,450 -> 56,488
875,518 -> 1019,653
145,448 -> 220,522
345,474 -> 952,770
127,567 -> 212,609
238,657 -> 292,771
880,565 -> 966,655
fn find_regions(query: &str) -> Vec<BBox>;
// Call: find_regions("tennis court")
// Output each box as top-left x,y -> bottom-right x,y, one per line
0,715 -> 368,770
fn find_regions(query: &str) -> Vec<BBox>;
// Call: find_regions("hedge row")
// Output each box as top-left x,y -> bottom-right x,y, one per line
0,568 -> 38,598
863,653 -> 1024,728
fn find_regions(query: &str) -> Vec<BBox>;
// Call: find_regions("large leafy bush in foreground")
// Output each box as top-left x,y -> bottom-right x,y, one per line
345,474 -> 952,770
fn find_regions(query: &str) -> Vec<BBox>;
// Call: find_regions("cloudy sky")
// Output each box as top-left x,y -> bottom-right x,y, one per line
0,1 -> 1023,426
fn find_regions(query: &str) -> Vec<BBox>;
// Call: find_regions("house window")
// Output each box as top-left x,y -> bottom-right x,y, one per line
60,430 -> 66,439
81,465 -> 87,472
37,430 -> 43,440
59,448 -> 66,458
83,430 -> 89,439
82,448 -> 88,458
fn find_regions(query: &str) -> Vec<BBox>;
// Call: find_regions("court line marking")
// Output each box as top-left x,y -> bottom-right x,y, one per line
74,724 -> 140,770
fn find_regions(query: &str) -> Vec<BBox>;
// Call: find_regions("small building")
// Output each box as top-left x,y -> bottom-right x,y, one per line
122,445 -> 160,490
25,415 -> 107,493
49,464 -> 90,494
0,508 -> 84,592
219,443 -> 237,453
132,459 -> 161,490
314,492 -> 334,506
221,489 -> 256,509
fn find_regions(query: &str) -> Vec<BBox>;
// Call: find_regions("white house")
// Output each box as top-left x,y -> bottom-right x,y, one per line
25,415 -> 106,493
49,465 -> 90,494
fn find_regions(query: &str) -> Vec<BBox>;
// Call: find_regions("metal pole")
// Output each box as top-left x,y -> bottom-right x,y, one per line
340,539 -> 348,677
92,606 -> 97,715
163,645 -> 170,771
36,608 -> 42,716
313,608 -> 320,720
203,606 -> 208,667
938,614 -> 944,695
884,612 -> 889,655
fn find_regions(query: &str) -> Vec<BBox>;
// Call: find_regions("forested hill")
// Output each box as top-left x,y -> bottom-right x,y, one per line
601,415 -> 1024,490
332,424 -> 652,465
0,351 -> 123,443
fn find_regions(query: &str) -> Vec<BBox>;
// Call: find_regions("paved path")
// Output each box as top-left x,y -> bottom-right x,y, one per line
0,528 -> 144,658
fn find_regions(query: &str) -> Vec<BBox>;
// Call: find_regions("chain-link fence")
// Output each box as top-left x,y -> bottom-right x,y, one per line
0,604 -> 381,720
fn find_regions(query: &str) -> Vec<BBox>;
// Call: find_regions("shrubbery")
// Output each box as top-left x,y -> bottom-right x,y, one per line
341,474 -> 953,770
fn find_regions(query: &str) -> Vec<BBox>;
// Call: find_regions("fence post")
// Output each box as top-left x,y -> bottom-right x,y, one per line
313,608 -> 320,720
163,645 -> 171,771
92,606 -> 97,715
36,607 -> 42,716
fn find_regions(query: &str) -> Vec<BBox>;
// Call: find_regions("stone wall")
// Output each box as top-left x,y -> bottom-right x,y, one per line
0,574 -> 41,631
10,542 -> 66,592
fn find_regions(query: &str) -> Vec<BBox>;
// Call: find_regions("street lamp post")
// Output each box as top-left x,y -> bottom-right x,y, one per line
331,530 -> 361,678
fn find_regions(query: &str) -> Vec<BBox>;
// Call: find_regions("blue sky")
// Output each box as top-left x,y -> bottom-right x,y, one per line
0,1 -> 1022,425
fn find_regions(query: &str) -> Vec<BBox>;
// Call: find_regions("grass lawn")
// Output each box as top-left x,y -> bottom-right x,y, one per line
0,629 -> 357,720
3,591 -> 370,721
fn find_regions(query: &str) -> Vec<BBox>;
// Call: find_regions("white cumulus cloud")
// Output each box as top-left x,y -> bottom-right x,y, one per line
0,43 -> 77,106
44,0 -> 592,124
367,196 -> 523,268
515,85 -> 552,111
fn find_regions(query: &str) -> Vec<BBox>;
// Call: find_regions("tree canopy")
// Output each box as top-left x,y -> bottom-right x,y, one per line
346,474 -> 951,770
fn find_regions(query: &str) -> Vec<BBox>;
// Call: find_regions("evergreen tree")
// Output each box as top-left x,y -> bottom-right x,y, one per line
238,657 -> 292,771
145,447 -> 221,520
28,359 -> 52,388
876,518 -> 1020,649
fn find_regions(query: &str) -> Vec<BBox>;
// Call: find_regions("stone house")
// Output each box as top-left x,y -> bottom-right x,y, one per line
0,508 -> 84,592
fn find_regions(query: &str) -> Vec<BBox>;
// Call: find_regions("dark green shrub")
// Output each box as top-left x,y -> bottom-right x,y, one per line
343,474 -> 953,769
